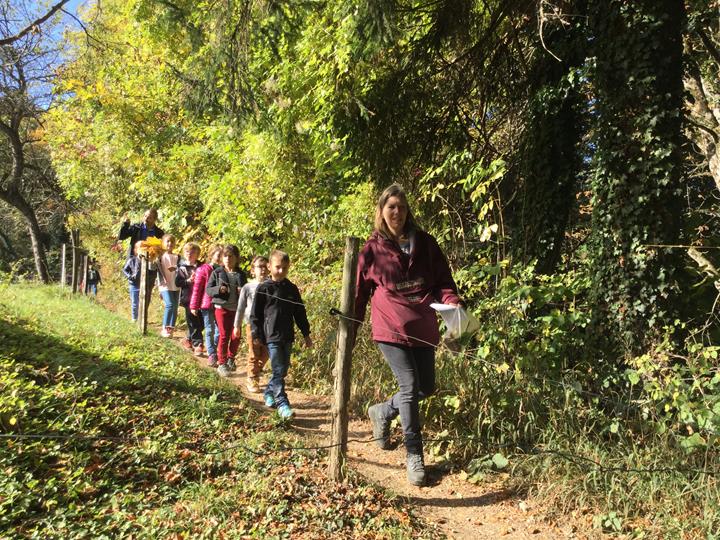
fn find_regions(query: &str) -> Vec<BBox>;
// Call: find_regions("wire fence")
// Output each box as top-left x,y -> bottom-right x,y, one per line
2,431 -> 717,477
3,242 -> 719,483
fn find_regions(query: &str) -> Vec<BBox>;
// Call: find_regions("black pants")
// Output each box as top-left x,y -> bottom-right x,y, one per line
184,306 -> 204,347
376,342 -> 435,454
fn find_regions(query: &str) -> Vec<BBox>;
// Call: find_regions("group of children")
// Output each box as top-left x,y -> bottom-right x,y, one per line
122,238 -> 312,419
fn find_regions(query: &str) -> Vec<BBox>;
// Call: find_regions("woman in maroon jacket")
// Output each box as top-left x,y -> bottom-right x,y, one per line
354,184 -> 462,486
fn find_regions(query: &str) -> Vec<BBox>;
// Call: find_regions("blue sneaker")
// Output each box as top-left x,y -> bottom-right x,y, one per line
277,404 -> 294,419
264,394 -> 276,408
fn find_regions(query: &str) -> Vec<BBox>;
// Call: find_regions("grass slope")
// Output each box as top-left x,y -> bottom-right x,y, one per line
0,284 -> 434,539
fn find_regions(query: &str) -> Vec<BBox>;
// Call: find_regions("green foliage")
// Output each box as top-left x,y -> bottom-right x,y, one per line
627,338 -> 720,445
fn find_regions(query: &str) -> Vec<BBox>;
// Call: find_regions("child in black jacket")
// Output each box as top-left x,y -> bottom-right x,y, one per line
175,242 -> 203,354
250,250 -> 312,419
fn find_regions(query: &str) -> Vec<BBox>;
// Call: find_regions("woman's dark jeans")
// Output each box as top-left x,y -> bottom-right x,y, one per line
376,342 -> 435,454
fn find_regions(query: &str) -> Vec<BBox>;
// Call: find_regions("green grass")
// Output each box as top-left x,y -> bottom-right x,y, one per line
0,284 -> 436,539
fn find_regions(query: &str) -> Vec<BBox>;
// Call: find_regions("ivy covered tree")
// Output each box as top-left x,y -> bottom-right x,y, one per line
588,0 -> 687,354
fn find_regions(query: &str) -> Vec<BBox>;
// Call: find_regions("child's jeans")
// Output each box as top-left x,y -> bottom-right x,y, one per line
265,341 -> 292,408
200,308 -> 219,358
183,306 -> 204,347
88,283 -> 98,296
245,324 -> 269,379
214,307 -> 240,365
160,290 -> 180,328
129,284 -> 140,321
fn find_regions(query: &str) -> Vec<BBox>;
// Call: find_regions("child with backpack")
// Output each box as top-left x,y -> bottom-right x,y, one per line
190,245 -> 223,365
206,245 -> 247,377
157,234 -> 181,338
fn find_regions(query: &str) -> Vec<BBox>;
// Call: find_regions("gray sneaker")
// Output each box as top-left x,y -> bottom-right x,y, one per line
368,404 -> 392,450
406,453 -> 426,486
227,357 -> 237,372
217,364 -> 231,377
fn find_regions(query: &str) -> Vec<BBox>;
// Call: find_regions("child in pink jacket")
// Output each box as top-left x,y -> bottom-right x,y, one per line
190,245 -> 223,366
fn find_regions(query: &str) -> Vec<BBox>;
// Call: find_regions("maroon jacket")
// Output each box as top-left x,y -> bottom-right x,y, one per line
354,229 -> 460,347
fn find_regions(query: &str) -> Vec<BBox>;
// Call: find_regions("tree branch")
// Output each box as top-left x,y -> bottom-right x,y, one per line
697,25 -> 720,68
0,0 -> 73,46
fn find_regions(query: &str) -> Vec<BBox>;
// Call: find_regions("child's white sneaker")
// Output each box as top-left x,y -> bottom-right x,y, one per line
160,327 -> 171,338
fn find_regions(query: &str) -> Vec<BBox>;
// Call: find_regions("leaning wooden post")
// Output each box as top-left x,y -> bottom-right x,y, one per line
137,255 -> 150,335
70,230 -> 80,293
60,244 -> 67,288
328,236 -> 360,483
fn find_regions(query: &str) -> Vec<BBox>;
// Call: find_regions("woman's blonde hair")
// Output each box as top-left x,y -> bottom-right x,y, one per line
373,183 -> 417,238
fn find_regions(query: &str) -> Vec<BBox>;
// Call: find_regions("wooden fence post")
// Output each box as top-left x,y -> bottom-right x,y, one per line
60,244 -> 67,288
81,252 -> 90,294
70,230 -> 80,293
328,236 -> 360,483
137,255 -> 150,335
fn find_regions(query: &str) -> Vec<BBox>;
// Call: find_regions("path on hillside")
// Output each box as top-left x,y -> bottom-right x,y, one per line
173,338 -> 579,539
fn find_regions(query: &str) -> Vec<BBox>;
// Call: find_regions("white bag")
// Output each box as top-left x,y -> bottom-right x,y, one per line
430,303 -> 480,340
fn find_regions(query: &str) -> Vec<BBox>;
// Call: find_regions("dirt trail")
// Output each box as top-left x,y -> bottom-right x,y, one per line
176,341 -> 577,539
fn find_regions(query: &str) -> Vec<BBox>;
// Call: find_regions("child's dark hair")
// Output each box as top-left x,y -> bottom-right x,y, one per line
252,255 -> 269,267
223,244 -> 241,271
269,249 -> 290,264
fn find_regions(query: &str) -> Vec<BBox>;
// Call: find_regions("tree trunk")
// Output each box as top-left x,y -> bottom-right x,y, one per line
26,211 -> 50,283
684,58 -> 720,194
0,187 -> 50,283
588,0 -> 686,355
